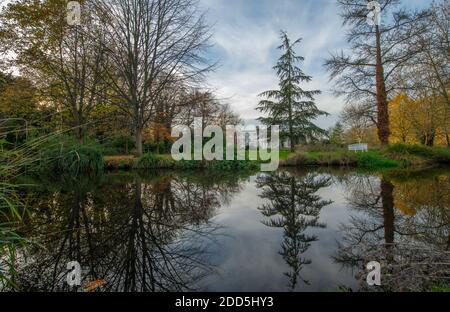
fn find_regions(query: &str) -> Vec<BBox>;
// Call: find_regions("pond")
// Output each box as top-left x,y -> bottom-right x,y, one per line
7,167 -> 450,291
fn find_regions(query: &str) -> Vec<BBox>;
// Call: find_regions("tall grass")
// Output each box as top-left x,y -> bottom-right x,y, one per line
37,135 -> 104,175
0,154 -> 25,289
0,127 -> 105,289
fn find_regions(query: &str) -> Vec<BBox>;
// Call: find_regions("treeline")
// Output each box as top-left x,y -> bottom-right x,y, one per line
0,0 -> 238,156
326,0 -> 449,148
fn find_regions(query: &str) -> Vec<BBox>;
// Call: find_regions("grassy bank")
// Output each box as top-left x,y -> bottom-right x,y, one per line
105,153 -> 259,171
103,144 -> 450,171
280,144 -> 450,169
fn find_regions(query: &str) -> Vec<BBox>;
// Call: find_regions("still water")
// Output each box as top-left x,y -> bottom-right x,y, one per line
11,167 -> 450,291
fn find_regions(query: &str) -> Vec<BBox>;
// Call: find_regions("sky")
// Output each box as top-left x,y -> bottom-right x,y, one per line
198,0 -> 431,129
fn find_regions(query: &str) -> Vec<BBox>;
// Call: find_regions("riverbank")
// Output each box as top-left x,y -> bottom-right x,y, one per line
103,144 -> 450,171
280,144 -> 450,169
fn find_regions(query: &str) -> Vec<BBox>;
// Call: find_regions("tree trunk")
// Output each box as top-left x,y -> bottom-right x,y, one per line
76,127 -> 84,144
288,94 -> 295,152
375,26 -> 390,145
381,177 -> 395,246
135,129 -> 143,156
155,125 -> 160,154
381,176 -> 395,262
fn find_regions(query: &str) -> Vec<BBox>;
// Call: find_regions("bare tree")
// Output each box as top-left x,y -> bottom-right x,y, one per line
340,101 -> 374,143
175,90 -> 236,132
325,0 -> 428,145
95,0 -> 212,155
402,1 -> 449,108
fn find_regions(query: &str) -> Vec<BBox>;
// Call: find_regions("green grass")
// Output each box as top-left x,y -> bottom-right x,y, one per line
354,151 -> 399,168
430,284 -> 450,292
279,150 -> 295,160
282,150 -> 401,168
281,143 -> 450,169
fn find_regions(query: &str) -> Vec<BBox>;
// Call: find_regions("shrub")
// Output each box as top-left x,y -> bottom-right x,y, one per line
386,144 -> 450,164
38,136 -> 104,175
136,153 -> 162,169
135,153 -> 175,169
104,155 -> 136,170
282,154 -> 312,166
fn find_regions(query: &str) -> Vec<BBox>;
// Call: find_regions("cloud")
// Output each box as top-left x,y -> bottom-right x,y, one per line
199,0 -> 430,129
199,0 -> 348,128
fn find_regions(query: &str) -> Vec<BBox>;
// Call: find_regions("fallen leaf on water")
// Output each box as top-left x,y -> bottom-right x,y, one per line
84,279 -> 107,292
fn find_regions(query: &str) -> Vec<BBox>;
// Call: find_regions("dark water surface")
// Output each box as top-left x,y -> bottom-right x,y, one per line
11,167 -> 450,291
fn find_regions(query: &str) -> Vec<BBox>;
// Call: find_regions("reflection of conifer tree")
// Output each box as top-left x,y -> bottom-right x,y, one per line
257,171 -> 332,289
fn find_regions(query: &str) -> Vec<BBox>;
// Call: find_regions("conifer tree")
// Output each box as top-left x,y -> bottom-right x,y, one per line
257,31 -> 327,151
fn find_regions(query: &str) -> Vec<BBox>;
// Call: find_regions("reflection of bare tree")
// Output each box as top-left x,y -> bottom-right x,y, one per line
335,172 -> 450,291
12,171 -> 243,291
257,170 -> 332,290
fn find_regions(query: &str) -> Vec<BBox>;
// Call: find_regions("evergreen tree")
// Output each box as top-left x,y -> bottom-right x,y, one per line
257,31 -> 328,151
329,122 -> 346,146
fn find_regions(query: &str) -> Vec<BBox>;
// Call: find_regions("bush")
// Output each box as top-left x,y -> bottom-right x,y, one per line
386,144 -> 450,164
104,155 -> 136,170
38,136 -> 104,175
135,153 -> 174,169
136,153 -> 161,169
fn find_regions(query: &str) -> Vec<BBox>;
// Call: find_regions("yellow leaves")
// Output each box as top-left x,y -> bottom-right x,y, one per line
393,175 -> 450,216
394,199 -> 417,216
389,92 -> 449,146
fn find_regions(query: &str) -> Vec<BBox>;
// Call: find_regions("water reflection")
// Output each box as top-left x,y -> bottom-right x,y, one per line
335,170 -> 450,291
5,167 -> 450,292
257,170 -> 332,289
13,172 -> 245,291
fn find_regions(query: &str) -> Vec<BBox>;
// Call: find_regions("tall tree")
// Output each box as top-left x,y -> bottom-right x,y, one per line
0,0 -> 110,142
96,0 -> 212,155
257,31 -> 327,152
325,0 -> 428,145
404,1 -> 449,109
